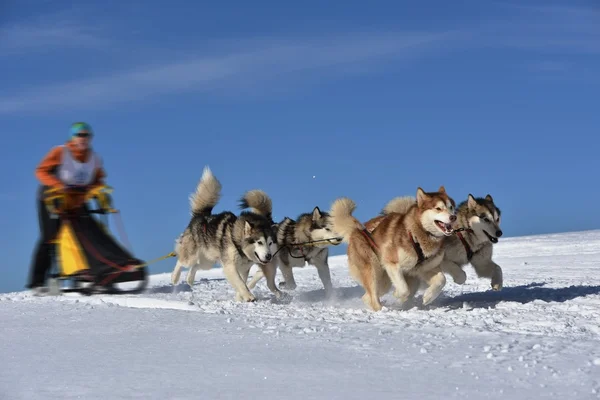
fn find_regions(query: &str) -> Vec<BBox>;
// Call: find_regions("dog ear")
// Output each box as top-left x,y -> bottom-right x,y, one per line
244,221 -> 253,236
438,185 -> 446,193
312,206 -> 322,221
416,187 -> 428,206
485,194 -> 494,202
467,194 -> 477,210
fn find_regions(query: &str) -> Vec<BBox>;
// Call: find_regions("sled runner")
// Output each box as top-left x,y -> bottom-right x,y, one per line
44,185 -> 148,295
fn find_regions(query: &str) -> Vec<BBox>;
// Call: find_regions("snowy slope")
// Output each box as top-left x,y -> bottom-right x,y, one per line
1,230 -> 600,399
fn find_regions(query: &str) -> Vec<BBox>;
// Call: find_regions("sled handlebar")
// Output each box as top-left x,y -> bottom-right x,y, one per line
43,185 -> 117,215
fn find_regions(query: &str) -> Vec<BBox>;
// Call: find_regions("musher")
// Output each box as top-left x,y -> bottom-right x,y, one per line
26,122 -> 106,294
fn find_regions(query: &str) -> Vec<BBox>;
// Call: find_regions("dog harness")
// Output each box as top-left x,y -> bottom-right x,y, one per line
455,229 -> 475,261
408,232 -> 426,263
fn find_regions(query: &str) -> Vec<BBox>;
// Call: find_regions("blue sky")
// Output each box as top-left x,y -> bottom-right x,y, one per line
0,0 -> 599,293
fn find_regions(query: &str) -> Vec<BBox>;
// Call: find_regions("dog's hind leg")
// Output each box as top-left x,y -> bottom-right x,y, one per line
247,268 -> 264,289
171,260 -> 184,285
357,259 -> 383,311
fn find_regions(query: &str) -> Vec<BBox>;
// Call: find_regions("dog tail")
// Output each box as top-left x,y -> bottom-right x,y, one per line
329,197 -> 364,243
189,166 -> 222,217
239,189 -> 273,221
381,196 -> 416,215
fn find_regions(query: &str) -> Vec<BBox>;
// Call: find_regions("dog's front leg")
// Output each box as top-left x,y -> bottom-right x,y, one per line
278,263 -> 297,290
261,261 -> 283,299
171,260 -> 184,285
222,263 -> 256,302
471,246 -> 503,290
246,268 -> 264,289
440,259 -> 467,284
186,264 -> 200,286
420,265 -> 447,306
471,259 -> 503,291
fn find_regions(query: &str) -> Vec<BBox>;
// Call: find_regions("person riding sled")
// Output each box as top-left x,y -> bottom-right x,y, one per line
27,122 -> 145,295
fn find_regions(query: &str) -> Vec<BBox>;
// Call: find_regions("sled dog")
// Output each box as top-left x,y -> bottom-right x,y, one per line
247,206 -> 343,296
170,166 -> 282,302
380,193 -> 503,290
331,187 -> 456,311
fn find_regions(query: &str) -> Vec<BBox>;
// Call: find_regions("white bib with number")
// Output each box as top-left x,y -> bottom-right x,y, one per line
57,145 -> 99,186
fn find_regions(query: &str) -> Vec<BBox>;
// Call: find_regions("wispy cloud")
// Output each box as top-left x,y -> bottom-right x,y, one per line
0,31 -> 453,115
478,3 -> 600,54
527,60 -> 571,73
0,10 -> 108,54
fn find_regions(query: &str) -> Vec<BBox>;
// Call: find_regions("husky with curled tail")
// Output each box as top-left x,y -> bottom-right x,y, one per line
170,166 -> 282,302
379,193 -> 504,290
247,206 -> 343,296
331,187 -> 456,311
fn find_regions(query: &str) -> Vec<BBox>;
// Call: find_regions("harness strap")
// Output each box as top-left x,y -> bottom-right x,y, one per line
408,231 -> 425,263
360,228 -> 379,250
455,229 -> 474,261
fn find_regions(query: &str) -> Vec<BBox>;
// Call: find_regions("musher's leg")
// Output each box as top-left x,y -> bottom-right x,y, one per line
26,186 -> 60,289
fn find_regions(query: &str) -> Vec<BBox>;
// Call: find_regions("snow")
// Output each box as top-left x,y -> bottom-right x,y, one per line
1,230 -> 600,399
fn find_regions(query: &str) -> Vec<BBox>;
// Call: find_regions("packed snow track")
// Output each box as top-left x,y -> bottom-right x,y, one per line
1,230 -> 600,399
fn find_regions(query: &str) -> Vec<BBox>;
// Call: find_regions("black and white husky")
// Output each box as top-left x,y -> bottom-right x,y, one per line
247,206 -> 343,296
170,166 -> 282,302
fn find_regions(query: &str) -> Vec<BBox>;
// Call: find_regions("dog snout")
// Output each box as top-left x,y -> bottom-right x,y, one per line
449,214 -> 457,222
265,253 -> 272,261
496,230 -> 503,237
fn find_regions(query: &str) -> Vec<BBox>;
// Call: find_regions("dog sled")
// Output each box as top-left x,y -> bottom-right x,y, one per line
43,185 -> 148,295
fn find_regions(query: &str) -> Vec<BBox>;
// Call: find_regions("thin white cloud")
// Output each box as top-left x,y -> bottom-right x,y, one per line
477,3 -> 600,54
0,8 -> 109,54
527,60 -> 571,72
0,31 -> 453,115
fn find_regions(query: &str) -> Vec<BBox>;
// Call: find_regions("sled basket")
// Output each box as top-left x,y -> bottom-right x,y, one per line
44,185 -> 148,295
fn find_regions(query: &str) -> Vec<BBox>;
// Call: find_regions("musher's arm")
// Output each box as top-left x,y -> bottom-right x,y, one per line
89,157 -> 107,190
35,146 -> 64,188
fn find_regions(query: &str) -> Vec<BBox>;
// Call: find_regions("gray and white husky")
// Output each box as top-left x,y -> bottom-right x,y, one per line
247,206 -> 343,296
170,166 -> 283,302
381,193 -> 503,291
439,194 -> 504,290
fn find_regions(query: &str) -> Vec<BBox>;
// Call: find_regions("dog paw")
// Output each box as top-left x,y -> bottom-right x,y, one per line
422,287 -> 443,306
492,282 -> 502,291
235,292 -> 256,302
453,270 -> 467,285
392,289 -> 410,303
279,281 -> 297,290
362,293 -> 383,311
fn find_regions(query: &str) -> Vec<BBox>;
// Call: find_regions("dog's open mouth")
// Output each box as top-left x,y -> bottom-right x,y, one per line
435,220 -> 453,236
483,230 -> 498,243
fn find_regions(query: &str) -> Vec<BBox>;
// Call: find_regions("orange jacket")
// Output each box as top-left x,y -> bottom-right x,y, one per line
35,141 -> 106,209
